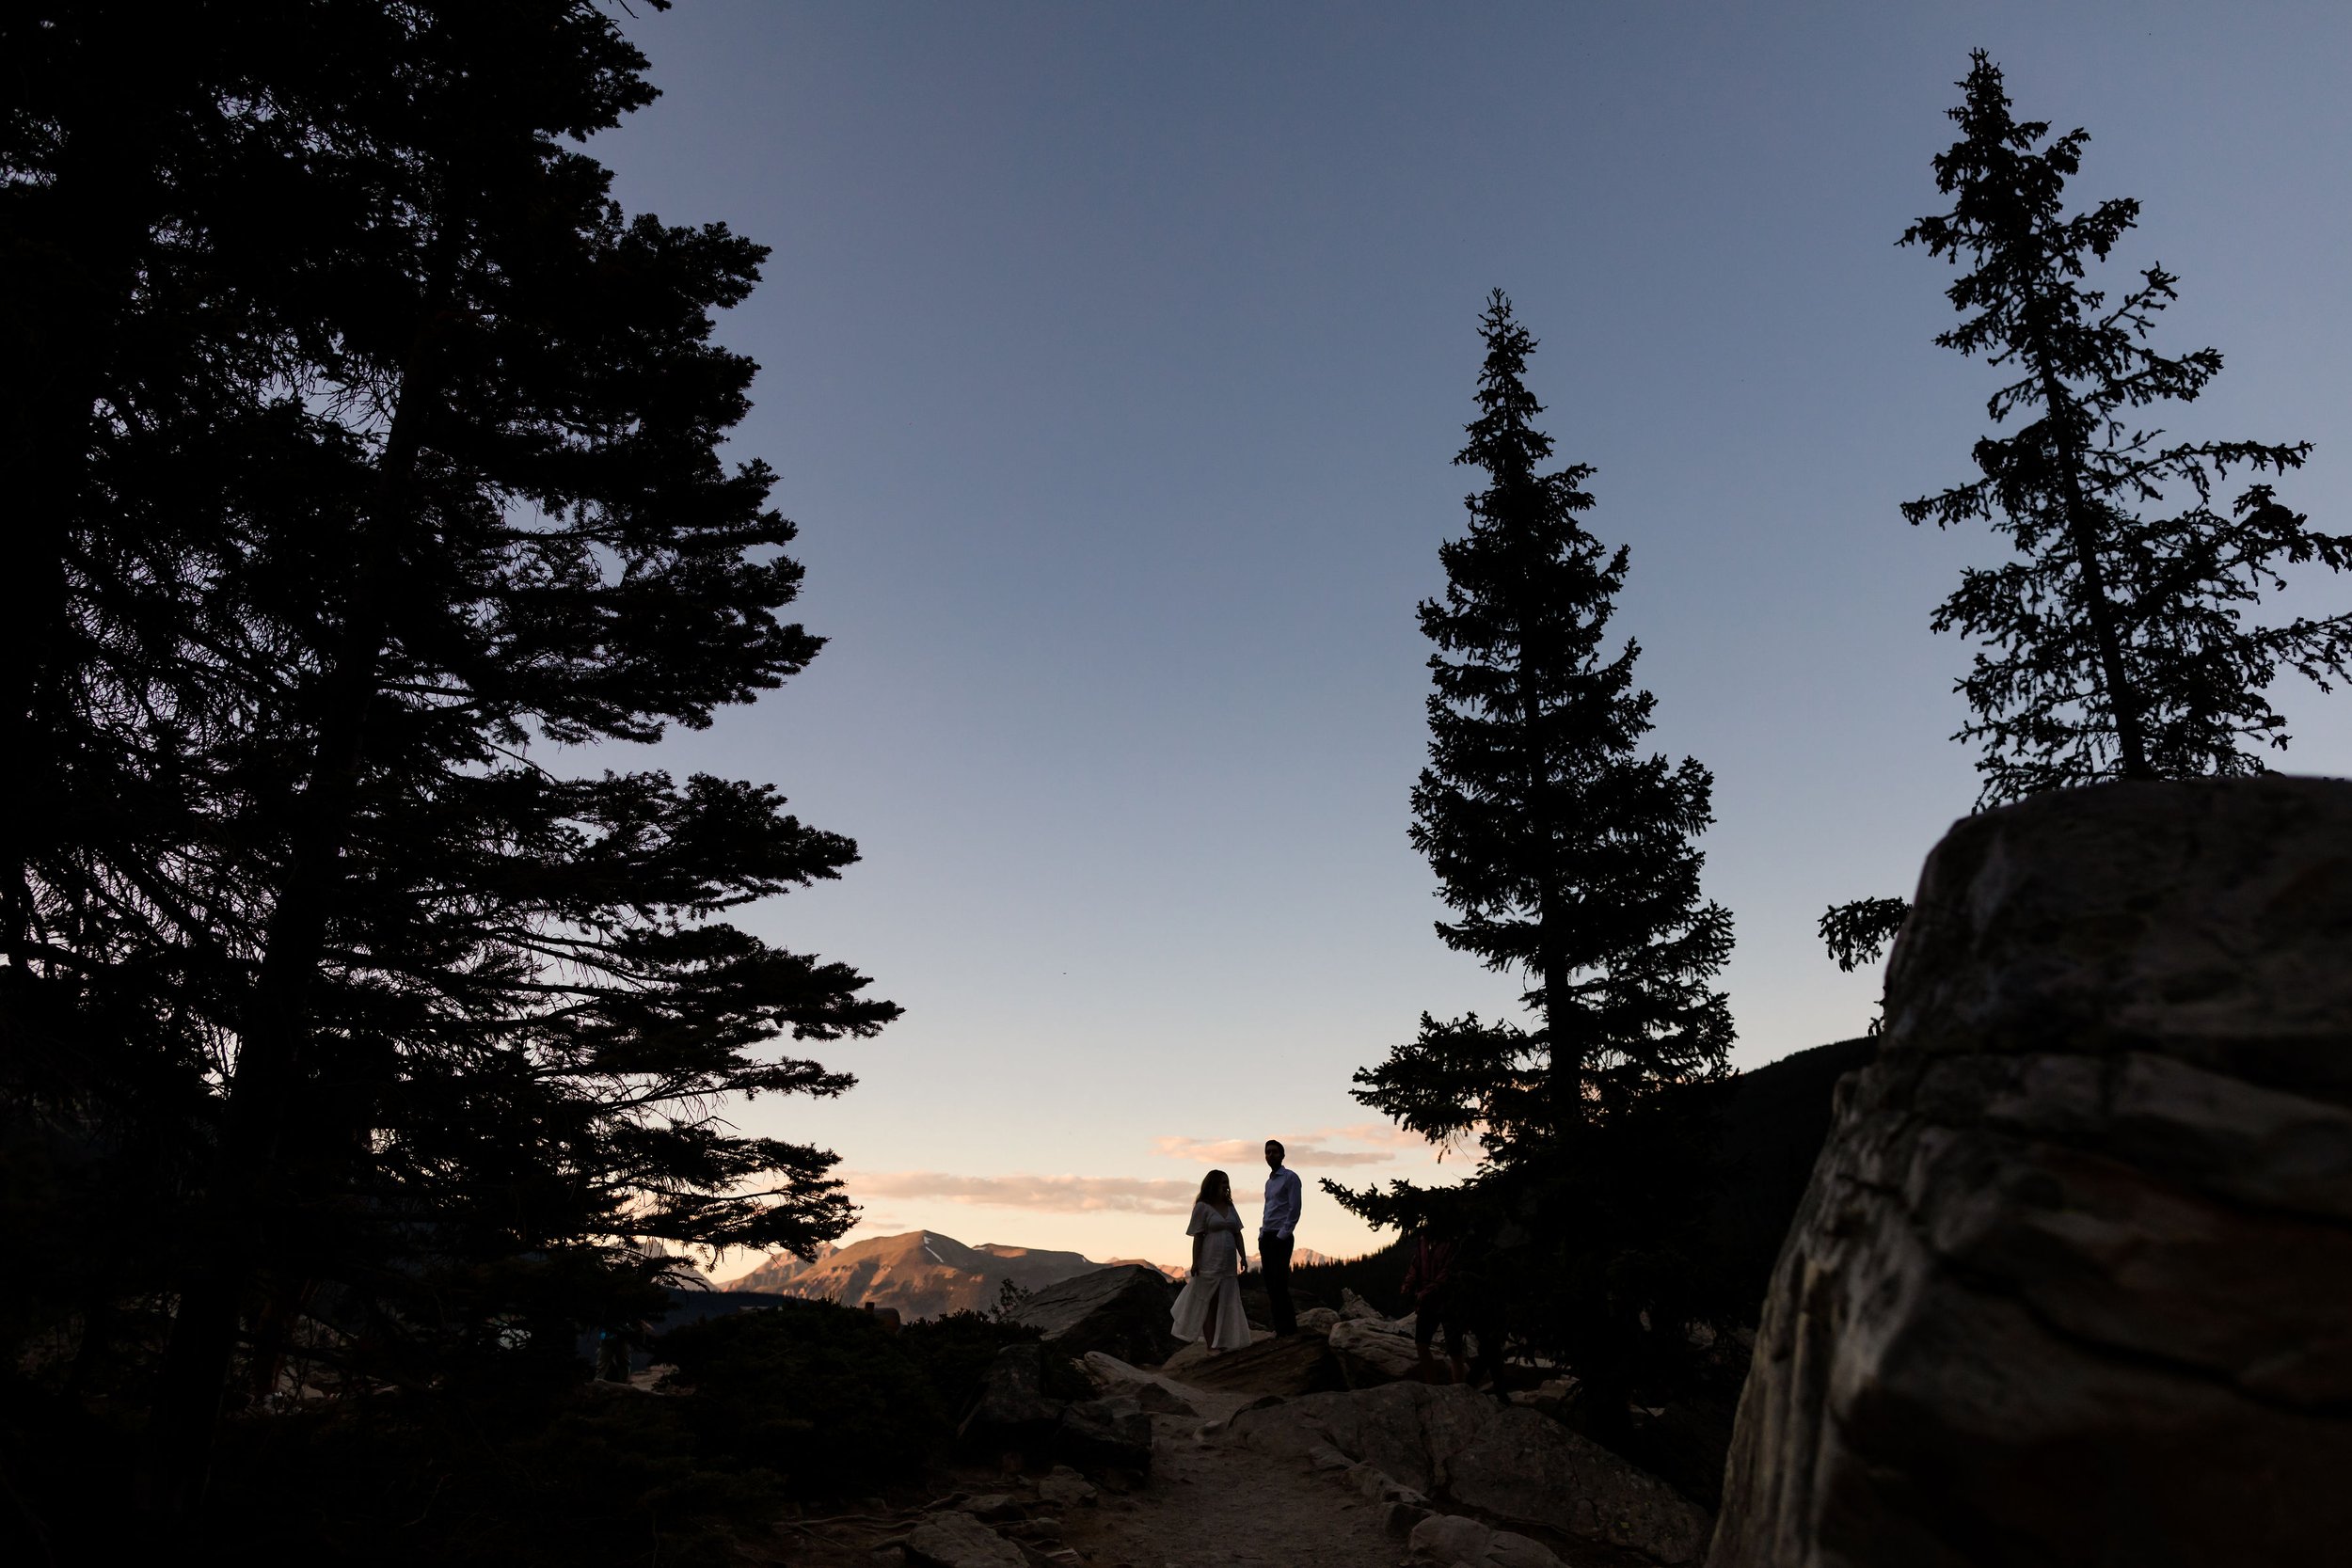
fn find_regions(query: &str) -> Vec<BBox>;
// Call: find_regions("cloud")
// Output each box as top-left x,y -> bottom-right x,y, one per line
1150,1134 -> 1397,1169
847,1170 -> 1224,1215
839,1126 -> 1452,1223
1330,1122 -> 1441,1151
1150,1124 -> 1440,1168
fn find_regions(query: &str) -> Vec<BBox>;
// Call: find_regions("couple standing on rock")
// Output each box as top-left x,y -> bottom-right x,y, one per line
1170,1139 -> 1302,1353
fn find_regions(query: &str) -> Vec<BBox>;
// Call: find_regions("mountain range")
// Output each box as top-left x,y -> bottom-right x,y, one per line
725,1230 -> 1115,1320
724,1229 -> 1343,1319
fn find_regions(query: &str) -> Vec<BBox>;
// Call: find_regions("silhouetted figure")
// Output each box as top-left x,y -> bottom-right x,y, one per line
1403,1225 -> 1470,1385
595,1322 -> 643,1384
1259,1139 -> 1301,1336
1171,1169 -> 1249,1352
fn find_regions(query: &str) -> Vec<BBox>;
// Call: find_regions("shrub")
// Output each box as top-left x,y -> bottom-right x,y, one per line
659,1299 -> 944,1495
898,1309 -> 1090,1407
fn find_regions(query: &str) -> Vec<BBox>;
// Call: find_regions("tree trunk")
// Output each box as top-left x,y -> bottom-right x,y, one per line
1539,902 -> 1578,1128
2038,371 -> 2153,779
1514,562 -> 1579,1131
143,289 -> 447,1513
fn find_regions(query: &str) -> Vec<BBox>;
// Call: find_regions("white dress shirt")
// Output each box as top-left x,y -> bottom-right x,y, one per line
1262,1164 -> 1302,1238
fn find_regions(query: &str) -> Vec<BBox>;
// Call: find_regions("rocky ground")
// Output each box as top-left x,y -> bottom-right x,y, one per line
762,1323 -> 1696,1568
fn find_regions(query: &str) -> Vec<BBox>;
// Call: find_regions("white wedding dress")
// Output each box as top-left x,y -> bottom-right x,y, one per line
1169,1199 -> 1250,1348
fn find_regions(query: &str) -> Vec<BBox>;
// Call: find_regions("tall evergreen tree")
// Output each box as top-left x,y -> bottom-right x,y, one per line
1343,293 -> 1733,1168
1904,53 -> 2350,800
1820,51 -> 2352,968
3,2 -> 899,1504
0,0 -> 360,1411
1336,295 -> 1736,1436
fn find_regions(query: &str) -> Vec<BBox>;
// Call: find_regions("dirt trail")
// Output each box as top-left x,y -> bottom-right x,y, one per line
1054,1380 -> 1404,1568
768,1349 -> 1406,1568
772,1341 -> 1650,1568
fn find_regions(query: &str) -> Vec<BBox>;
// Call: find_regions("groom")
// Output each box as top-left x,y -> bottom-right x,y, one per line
1260,1139 -> 1302,1336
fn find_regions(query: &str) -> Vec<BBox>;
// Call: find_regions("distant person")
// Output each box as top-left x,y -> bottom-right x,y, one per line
1402,1224 -> 1470,1386
595,1318 -> 647,1384
1171,1168 -> 1250,1353
1260,1139 -> 1302,1337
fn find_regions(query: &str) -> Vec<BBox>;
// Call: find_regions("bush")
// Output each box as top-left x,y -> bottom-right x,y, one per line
1,1297 -> 1085,1565
658,1298 -> 1084,1496
659,1299 -> 945,1495
210,1383 -> 769,1566
897,1309 -> 1090,1407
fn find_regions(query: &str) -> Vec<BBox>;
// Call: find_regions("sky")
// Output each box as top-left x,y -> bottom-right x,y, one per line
580,1 -> 2352,1274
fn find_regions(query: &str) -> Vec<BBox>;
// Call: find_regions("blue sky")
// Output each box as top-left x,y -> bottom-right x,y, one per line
587,1 -> 2352,1270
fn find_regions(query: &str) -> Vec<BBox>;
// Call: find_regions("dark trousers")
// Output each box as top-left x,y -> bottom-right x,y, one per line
1259,1231 -> 1297,1335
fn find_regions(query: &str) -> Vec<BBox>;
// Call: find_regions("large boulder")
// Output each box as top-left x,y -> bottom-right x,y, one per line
1328,1318 -> 1421,1387
904,1509 -> 1025,1568
1036,1465 -> 1097,1509
1005,1264 -> 1177,1366
957,1342 -> 1062,1454
1231,1381 -> 1710,1564
1081,1350 -> 1200,1415
1711,778 -> 2352,1568
1408,1513 -> 1565,1568
1050,1394 -> 1152,1472
1177,1329 -> 1346,1398
959,1343 -> 1153,1474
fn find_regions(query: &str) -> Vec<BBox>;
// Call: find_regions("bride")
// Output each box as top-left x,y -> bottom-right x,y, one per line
1170,1168 -> 1251,1353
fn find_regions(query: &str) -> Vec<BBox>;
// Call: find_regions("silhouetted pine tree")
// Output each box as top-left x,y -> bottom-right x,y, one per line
1820,51 -> 2352,971
0,1 -> 362,1408
0,3 -> 898,1503
1904,53 -> 2350,800
1333,296 -> 1735,1436
1343,293 -> 1733,1166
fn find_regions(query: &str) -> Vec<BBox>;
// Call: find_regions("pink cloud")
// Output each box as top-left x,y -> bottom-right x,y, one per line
846,1170 -> 1231,1216
1149,1123 -> 1439,1167
1330,1122 -> 1441,1150
1150,1134 -> 1397,1168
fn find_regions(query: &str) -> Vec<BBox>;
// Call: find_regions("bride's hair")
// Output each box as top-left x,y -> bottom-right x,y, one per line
1198,1169 -> 1232,1207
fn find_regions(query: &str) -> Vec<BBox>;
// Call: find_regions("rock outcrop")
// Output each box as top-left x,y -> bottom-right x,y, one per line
958,1342 -> 1062,1453
1053,1393 -> 1152,1471
1408,1513 -> 1565,1568
1006,1263 -> 1177,1366
1081,1350 -> 1201,1415
1035,1465 -> 1097,1510
1327,1318 -> 1421,1387
904,1508 -> 1026,1568
1230,1381 -> 1711,1563
959,1343 -> 1154,1474
1711,778 -> 2352,1568
1175,1330 -> 1346,1398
